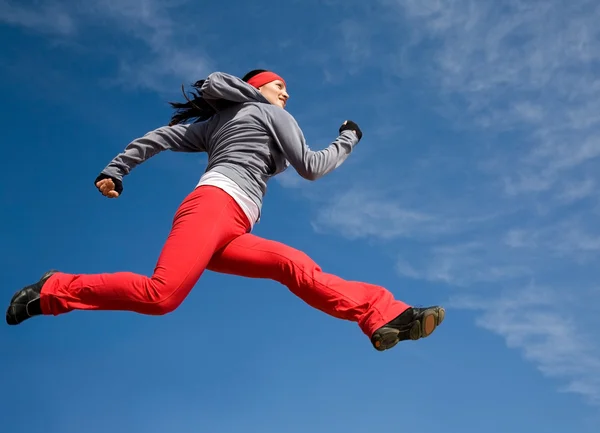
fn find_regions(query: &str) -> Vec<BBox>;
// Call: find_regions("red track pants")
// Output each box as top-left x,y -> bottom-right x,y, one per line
40,185 -> 410,337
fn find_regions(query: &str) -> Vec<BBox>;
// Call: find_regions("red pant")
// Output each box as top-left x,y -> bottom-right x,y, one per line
40,185 -> 409,337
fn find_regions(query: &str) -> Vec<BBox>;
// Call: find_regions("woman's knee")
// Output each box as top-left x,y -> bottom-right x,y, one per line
149,297 -> 184,315
143,279 -> 192,315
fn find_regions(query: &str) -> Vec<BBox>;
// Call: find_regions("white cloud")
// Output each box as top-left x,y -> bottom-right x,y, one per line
274,169 -> 304,189
396,241 -> 532,287
0,0 -> 75,35
311,188 -> 453,241
336,19 -> 372,75
501,217 -> 600,263
504,229 -> 533,249
87,0 -> 215,93
387,0 -> 600,200
451,284 -> 600,405
1,0 -> 214,93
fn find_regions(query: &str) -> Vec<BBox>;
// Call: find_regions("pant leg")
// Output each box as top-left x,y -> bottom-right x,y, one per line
40,186 -> 250,316
207,234 -> 410,337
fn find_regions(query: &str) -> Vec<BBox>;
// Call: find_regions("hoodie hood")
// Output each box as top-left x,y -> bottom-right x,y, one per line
200,72 -> 270,110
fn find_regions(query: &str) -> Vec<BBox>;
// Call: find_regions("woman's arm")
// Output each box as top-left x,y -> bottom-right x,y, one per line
267,109 -> 362,181
95,122 -> 207,196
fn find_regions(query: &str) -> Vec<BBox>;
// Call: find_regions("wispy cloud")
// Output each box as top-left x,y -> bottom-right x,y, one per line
274,169 -> 304,189
1,0 -> 214,93
312,188 -> 444,241
451,284 -> 600,406
0,0 -> 75,35
396,241 -> 532,287
390,0 -> 600,200
335,19 -> 372,76
88,0 -> 214,93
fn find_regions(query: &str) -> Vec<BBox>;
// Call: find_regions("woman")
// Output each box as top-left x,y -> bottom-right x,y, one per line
6,69 -> 444,351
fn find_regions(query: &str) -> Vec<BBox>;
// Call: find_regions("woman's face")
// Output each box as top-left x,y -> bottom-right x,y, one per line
259,80 -> 289,109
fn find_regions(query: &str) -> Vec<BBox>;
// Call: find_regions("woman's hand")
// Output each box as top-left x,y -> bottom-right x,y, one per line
94,174 -> 123,198
339,120 -> 363,140
96,178 -> 120,198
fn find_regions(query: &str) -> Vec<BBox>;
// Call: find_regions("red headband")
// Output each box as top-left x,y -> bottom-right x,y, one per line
247,71 -> 286,89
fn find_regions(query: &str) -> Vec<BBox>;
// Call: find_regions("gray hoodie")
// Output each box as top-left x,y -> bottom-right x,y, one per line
100,72 -> 360,213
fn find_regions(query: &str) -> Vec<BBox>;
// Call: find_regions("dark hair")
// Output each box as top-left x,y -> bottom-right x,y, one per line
168,69 -> 268,126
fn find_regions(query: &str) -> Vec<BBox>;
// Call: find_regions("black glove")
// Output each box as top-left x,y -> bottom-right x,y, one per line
94,173 -> 124,195
339,120 -> 362,141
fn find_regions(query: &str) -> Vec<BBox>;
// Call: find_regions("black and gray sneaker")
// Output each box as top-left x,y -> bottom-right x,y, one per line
371,306 -> 445,351
6,270 -> 57,325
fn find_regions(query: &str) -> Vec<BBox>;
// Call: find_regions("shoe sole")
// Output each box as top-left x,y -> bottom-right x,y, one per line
409,307 -> 445,340
372,307 -> 445,351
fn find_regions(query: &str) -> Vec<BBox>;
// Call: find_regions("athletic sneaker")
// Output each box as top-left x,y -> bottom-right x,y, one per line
371,306 -> 445,351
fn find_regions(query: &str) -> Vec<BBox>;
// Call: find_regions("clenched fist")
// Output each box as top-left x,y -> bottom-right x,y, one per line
94,173 -> 123,198
339,120 -> 363,140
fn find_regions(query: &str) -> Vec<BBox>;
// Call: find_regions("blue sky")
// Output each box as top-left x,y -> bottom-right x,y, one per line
1,0 -> 599,431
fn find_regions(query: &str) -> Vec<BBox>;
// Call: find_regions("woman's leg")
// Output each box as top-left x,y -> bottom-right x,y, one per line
30,186 -> 250,317
207,233 -> 411,339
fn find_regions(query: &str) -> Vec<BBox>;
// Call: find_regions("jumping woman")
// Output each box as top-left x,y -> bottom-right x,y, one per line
6,69 -> 445,351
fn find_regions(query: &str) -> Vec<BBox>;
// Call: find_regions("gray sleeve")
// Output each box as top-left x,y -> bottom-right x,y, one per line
268,110 -> 360,181
100,123 -> 207,180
